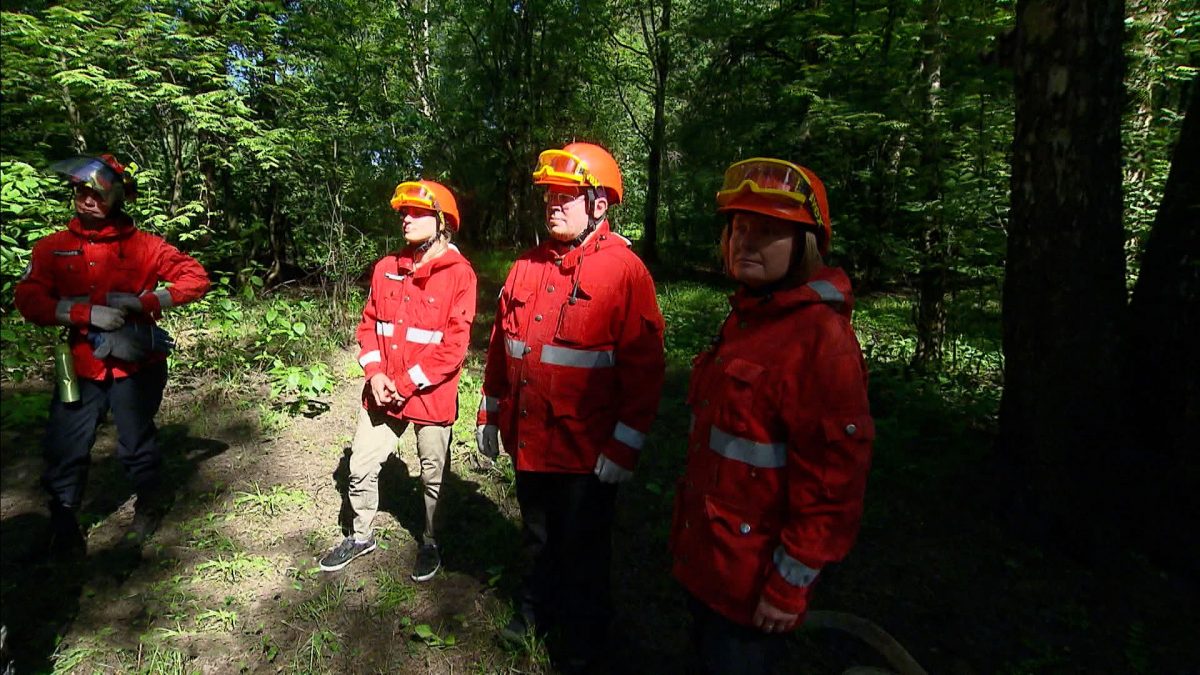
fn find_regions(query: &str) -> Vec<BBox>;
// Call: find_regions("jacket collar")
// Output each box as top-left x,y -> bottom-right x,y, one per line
66,213 -> 136,242
535,221 -> 626,271
396,243 -> 467,279
729,266 -> 855,318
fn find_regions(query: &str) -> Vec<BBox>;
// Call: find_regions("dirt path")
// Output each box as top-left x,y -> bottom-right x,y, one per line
0,348 -> 562,674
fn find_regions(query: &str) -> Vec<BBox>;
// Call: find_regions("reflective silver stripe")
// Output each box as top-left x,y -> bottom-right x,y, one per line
406,327 -> 443,344
506,338 -> 526,359
773,546 -> 820,587
154,288 -> 174,309
55,299 -> 75,324
708,425 -> 786,468
479,396 -> 500,413
408,364 -> 432,389
359,350 -> 381,367
806,280 -> 844,305
541,345 -> 615,369
376,321 -> 395,337
613,422 -> 646,450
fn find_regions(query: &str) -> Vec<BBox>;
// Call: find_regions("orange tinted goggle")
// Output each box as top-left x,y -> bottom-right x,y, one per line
532,149 -> 601,189
716,158 -> 823,226
390,182 -> 439,211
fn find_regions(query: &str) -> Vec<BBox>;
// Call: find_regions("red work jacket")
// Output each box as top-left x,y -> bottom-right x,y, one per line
670,267 -> 873,627
356,245 -> 476,426
14,214 -> 210,381
478,222 -> 666,473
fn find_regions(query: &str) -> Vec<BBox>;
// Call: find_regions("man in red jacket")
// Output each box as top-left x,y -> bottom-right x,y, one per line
15,154 -> 210,555
319,180 -> 476,581
476,142 -> 666,669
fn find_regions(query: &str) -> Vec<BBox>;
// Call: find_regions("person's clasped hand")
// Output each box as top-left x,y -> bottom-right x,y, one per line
369,373 -> 400,406
89,305 -> 126,331
106,292 -> 145,314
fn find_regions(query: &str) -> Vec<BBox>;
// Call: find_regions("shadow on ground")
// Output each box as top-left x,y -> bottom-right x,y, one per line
0,422 -> 229,672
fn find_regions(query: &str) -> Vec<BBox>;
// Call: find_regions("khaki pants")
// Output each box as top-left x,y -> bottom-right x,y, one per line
347,406 -> 452,544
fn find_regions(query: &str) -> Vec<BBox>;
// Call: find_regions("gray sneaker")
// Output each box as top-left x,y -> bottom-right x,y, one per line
318,536 -> 376,572
411,544 -> 441,582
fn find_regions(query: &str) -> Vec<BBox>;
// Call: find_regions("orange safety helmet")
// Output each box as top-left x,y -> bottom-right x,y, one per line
715,158 -> 831,254
390,179 -> 461,231
532,142 -> 624,205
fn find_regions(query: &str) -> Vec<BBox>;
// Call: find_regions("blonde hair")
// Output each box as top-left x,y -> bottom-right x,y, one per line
720,221 -> 823,283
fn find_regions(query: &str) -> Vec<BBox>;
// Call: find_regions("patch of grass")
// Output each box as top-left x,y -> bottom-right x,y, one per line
292,628 -> 343,672
233,482 -> 312,517
51,643 -> 105,674
183,514 -> 239,552
412,622 -> 457,649
0,391 -> 50,429
192,552 -> 274,583
296,580 -> 350,623
657,280 -> 731,366
194,608 -> 238,633
375,570 -> 417,612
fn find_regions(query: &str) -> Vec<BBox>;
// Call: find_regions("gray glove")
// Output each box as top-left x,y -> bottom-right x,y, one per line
89,305 -> 126,331
106,292 -> 145,313
476,424 -> 500,459
594,454 -> 633,484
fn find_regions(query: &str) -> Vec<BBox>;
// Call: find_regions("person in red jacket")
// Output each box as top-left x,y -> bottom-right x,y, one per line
476,142 -> 666,668
15,154 -> 210,555
319,180 -> 477,581
670,158 -> 874,674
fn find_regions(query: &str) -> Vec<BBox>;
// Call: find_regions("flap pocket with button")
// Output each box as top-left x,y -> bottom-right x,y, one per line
554,297 -> 612,346
702,493 -> 777,602
501,285 -> 535,336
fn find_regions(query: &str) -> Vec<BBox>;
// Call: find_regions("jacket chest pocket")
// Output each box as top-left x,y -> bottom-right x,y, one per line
110,258 -> 146,293
411,291 -> 448,332
52,252 -> 87,295
554,298 -> 612,347
714,357 -> 765,435
501,285 -> 535,337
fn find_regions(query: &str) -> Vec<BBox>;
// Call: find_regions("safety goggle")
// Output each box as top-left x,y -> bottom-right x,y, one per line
716,158 -> 824,227
51,157 -> 123,205
390,182 -> 441,211
532,149 -> 601,189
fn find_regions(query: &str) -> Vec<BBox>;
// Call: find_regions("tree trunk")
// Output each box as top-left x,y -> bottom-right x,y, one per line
998,0 -> 1127,555
1123,78 -> 1200,576
641,0 -> 671,265
912,0 -> 947,371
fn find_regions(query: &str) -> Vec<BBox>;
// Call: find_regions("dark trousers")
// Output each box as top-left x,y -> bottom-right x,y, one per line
42,361 -> 168,508
686,594 -> 786,675
515,470 -> 619,657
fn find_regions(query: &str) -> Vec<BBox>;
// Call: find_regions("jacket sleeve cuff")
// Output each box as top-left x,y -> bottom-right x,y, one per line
603,421 -> 647,470
760,547 -> 821,615
393,363 -> 431,400
358,350 -> 382,379
477,394 -> 501,426
69,303 -> 92,326
139,289 -> 172,314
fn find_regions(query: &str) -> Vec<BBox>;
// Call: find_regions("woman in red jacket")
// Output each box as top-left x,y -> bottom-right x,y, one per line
670,158 -> 874,674
15,154 -> 210,555
319,180 -> 477,582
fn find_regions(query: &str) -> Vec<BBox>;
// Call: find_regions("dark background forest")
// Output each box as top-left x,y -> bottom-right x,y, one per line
1,0 -> 1197,673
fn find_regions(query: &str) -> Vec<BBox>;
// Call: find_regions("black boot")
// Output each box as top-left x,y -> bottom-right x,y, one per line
48,501 -> 86,559
127,487 -> 170,546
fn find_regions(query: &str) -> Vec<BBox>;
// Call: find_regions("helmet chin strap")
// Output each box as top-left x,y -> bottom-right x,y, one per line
415,212 -> 447,254
568,186 -> 601,249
